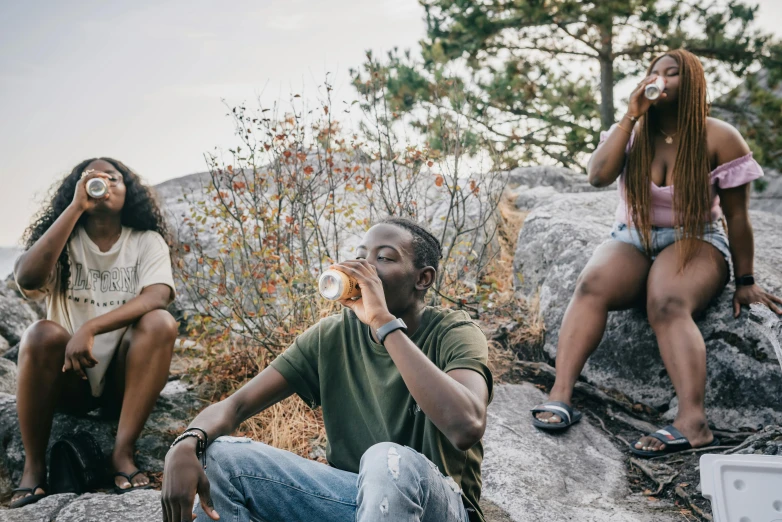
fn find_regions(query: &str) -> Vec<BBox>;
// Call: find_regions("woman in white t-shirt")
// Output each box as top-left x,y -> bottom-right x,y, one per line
10,158 -> 177,508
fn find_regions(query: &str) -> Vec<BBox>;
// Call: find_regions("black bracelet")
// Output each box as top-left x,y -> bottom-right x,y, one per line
187,427 -> 209,449
171,430 -> 207,469
186,428 -> 209,469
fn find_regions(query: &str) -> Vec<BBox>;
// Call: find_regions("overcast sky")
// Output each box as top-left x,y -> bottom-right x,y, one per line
1,0 -> 780,246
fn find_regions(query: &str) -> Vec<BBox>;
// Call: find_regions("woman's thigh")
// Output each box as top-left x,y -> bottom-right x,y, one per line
100,309 -> 177,412
576,239 -> 654,311
646,239 -> 728,318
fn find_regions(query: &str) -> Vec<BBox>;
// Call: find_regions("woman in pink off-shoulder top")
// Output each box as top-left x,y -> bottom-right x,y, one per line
530,49 -> 781,457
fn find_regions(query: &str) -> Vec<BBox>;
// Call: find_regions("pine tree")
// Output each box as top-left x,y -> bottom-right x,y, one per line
351,0 -> 778,170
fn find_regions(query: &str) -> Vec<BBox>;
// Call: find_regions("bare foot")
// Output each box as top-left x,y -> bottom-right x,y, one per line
634,417 -> 713,453
111,452 -> 149,490
534,389 -> 572,425
11,468 -> 47,505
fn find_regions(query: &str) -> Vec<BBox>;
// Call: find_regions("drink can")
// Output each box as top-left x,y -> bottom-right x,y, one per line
644,77 -> 666,100
86,177 -> 108,198
318,269 -> 361,301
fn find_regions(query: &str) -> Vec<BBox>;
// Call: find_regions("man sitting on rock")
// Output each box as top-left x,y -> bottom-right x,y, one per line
162,217 -> 493,522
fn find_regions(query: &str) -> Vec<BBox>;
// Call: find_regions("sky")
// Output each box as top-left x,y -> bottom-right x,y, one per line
1,0 -> 781,246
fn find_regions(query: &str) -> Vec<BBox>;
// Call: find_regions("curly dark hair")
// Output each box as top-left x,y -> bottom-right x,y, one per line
381,217 -> 442,272
23,157 -> 170,294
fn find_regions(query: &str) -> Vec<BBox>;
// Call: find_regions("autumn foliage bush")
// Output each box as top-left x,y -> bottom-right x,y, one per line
176,79 -> 507,358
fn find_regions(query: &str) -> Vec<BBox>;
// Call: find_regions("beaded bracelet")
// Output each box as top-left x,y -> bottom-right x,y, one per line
171,429 -> 208,469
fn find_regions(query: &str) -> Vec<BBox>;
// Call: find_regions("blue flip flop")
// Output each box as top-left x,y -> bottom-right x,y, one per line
531,401 -> 583,431
630,424 -> 721,458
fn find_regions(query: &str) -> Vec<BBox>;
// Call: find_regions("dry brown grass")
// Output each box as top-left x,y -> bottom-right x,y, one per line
478,193 -> 546,374
237,395 -> 327,461
189,341 -> 327,460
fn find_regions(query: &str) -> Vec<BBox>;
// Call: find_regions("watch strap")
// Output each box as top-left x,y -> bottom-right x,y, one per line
735,274 -> 755,286
377,318 -> 407,345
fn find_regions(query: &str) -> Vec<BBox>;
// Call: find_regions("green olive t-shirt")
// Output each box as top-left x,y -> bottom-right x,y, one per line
270,306 -> 493,522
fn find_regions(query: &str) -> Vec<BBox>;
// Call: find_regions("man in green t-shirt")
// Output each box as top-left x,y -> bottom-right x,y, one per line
161,217 -> 493,522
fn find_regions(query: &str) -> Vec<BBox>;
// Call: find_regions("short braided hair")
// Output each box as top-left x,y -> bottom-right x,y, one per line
380,217 -> 442,272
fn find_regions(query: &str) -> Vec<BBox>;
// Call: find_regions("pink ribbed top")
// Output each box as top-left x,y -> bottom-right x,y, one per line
598,125 -> 764,227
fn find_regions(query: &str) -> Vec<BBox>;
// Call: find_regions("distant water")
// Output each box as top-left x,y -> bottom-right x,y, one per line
0,247 -> 21,280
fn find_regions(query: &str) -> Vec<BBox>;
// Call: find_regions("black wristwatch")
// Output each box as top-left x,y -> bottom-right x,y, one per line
377,318 -> 407,345
735,274 -> 755,286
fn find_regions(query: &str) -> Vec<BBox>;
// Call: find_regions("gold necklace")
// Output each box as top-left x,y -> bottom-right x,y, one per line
660,129 -> 677,144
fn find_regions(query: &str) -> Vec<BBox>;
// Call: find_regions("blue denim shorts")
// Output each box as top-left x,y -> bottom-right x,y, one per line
609,221 -> 731,265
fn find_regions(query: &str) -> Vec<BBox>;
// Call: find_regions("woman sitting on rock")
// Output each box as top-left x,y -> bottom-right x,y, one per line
10,158 -> 177,508
531,49 -> 781,456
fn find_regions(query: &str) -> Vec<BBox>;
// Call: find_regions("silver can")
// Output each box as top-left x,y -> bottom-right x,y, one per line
644,77 -> 666,100
86,177 -> 108,198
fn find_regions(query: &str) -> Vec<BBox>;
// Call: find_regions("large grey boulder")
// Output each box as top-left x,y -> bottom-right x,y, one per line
0,493 -> 77,522
0,491 -> 161,522
506,166 -> 612,211
513,189 -> 782,429
751,168 -> 782,216
0,359 -> 16,395
481,384 -> 682,521
0,379 -> 202,499
0,283 -> 40,346
506,166 -> 608,193
50,490 -> 161,522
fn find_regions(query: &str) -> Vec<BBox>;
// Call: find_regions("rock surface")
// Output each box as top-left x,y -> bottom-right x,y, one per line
513,188 -> 782,429
0,493 -> 77,522
0,282 -> 41,346
480,384 -> 682,521
751,168 -> 782,216
505,166 -> 611,211
0,359 -> 16,396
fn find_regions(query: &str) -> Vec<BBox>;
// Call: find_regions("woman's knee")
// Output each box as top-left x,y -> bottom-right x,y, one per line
134,310 -> 178,345
573,269 -> 607,301
646,293 -> 692,325
19,320 -> 69,363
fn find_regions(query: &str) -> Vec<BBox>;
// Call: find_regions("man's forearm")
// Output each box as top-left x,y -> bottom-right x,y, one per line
185,400 -> 243,448
382,328 -> 485,449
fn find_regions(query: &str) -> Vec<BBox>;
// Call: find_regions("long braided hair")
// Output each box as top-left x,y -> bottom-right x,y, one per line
625,49 -> 711,269
22,158 -> 170,293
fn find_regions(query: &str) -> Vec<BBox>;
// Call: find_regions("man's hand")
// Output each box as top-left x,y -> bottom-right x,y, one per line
63,325 -> 99,380
162,443 -> 219,521
333,260 -> 395,330
734,284 -> 782,317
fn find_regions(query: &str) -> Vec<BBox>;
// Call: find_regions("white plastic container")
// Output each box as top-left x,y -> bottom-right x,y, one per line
700,453 -> 782,521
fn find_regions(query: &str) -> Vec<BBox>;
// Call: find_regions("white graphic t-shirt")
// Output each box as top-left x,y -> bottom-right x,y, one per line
16,226 -> 175,396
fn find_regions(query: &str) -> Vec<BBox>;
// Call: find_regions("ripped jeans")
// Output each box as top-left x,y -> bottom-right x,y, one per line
194,437 -> 470,522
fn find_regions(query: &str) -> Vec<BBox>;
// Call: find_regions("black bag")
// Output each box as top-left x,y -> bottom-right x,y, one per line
49,431 -> 106,494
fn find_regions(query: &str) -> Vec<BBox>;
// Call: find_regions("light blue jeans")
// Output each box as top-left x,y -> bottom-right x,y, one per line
610,220 -> 731,266
194,437 -> 470,522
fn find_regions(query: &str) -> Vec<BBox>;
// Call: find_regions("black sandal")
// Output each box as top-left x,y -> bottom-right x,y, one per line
531,401 -> 583,431
629,424 -> 721,457
112,470 -> 153,494
9,483 -> 48,509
